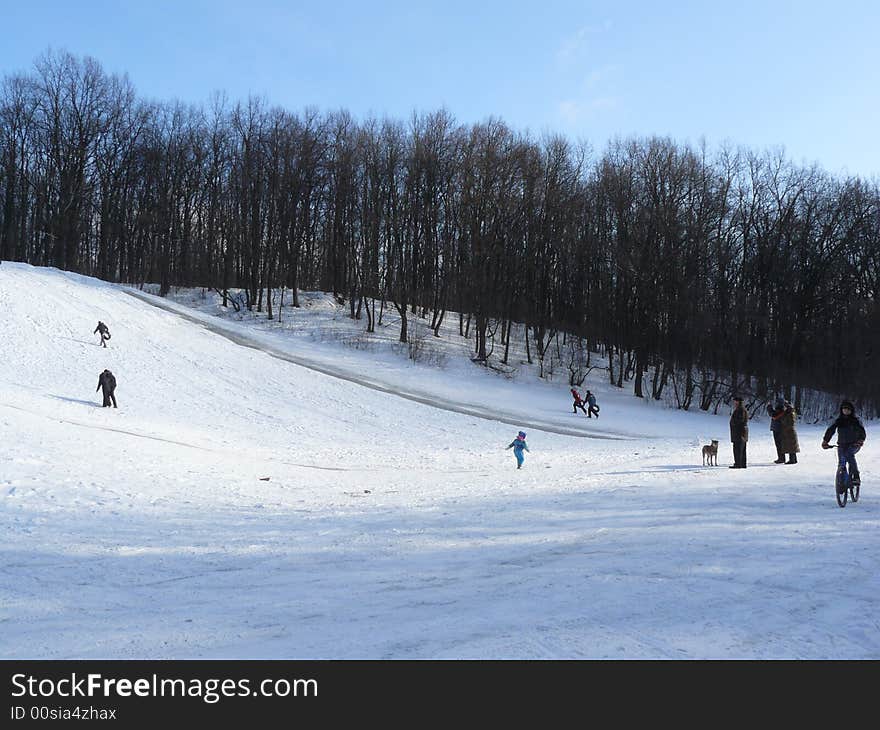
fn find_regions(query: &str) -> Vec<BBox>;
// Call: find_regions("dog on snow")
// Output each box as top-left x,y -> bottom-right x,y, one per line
701,439 -> 719,466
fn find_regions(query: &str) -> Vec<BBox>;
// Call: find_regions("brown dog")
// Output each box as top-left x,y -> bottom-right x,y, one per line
702,439 -> 719,466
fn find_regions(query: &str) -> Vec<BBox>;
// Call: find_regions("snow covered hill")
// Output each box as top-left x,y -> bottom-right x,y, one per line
1,263 -> 878,658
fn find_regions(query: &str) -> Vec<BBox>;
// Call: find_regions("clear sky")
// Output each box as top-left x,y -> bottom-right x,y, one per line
2,0 -> 878,179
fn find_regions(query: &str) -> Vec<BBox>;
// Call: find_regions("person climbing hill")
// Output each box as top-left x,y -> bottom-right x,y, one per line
94,321 -> 111,347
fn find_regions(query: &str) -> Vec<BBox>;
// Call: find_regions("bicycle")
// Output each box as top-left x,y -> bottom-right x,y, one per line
824,442 -> 860,508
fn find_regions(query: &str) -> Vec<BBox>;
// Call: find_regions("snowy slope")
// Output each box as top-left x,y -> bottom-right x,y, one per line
1,262 -> 878,659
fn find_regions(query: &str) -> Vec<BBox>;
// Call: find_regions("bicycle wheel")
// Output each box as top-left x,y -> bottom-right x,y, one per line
836,470 -> 848,508
850,477 -> 859,503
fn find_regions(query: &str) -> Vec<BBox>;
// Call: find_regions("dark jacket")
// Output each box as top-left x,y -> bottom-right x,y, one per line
730,404 -> 749,443
824,412 -> 866,447
97,370 -> 116,393
778,406 -> 799,453
767,400 -> 785,433
94,321 -> 109,336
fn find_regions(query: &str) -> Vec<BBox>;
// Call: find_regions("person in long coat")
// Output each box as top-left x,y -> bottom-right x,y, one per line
778,401 -> 799,464
729,395 -> 749,468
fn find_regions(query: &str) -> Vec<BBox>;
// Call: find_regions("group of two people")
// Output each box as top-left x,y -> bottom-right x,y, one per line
570,388 -> 599,418
729,396 -> 866,483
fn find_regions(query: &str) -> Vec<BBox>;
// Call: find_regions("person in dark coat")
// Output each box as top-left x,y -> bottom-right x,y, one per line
729,395 -> 749,468
97,369 -> 117,408
585,390 -> 600,419
570,387 -> 588,415
94,321 -> 111,347
822,400 -> 866,487
778,401 -> 799,464
767,396 -> 786,463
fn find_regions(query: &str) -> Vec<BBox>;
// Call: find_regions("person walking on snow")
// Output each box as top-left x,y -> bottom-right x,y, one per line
570,387 -> 588,415
94,320 -> 111,347
506,431 -> 530,469
585,390 -> 600,418
97,368 -> 117,408
822,400 -> 866,488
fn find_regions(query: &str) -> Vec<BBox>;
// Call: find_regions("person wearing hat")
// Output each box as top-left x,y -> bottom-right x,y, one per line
729,396 -> 749,468
822,400 -> 866,487
505,430 -> 530,469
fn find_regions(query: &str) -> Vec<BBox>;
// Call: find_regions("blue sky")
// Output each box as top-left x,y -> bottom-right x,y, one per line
2,0 -> 878,178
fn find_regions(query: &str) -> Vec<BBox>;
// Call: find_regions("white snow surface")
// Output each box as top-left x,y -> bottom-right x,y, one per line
1,262 -> 878,659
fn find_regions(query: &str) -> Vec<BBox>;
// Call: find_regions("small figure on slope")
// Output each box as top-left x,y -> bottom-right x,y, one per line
506,430 -> 530,469
94,320 -> 111,348
97,368 -> 117,408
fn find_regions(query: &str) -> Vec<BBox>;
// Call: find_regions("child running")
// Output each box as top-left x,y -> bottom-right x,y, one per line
506,430 -> 530,469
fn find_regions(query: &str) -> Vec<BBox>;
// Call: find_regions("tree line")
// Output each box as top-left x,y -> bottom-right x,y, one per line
2,50 -> 878,418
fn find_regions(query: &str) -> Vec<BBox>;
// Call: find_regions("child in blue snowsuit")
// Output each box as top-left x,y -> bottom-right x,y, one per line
506,431 -> 530,469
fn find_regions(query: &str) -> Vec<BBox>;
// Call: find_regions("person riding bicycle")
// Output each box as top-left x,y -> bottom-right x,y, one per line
822,400 -> 866,488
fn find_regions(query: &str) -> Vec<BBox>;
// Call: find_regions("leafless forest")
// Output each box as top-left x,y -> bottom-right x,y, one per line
2,51 -> 878,417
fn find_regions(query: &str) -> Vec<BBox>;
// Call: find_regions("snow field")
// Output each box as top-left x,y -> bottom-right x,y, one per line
1,263 -> 878,658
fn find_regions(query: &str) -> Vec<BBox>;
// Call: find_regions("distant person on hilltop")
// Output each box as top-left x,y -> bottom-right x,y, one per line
94,321 -> 111,348
506,431 -> 530,470
585,390 -> 600,419
570,387 -> 588,415
97,369 -> 117,408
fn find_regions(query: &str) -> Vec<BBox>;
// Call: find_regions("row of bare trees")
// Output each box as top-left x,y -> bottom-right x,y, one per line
2,50 -> 878,416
